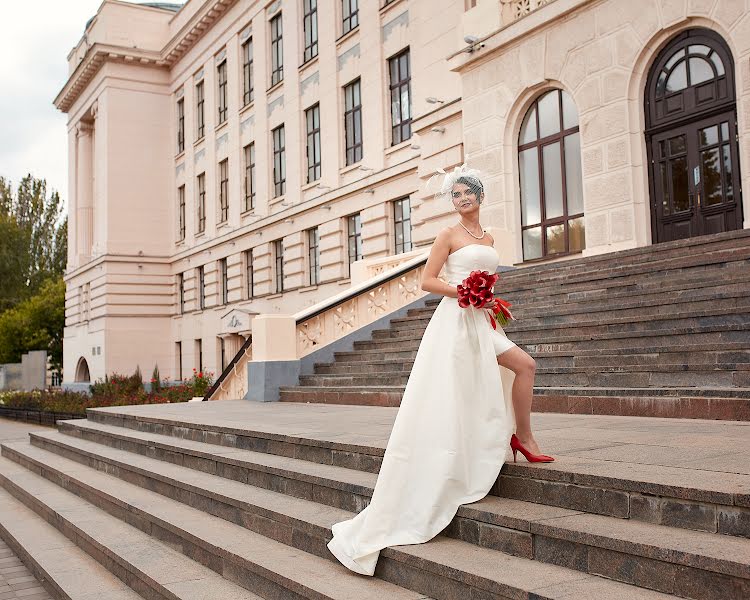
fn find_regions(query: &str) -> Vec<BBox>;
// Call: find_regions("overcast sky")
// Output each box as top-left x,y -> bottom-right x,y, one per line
0,1 -> 103,206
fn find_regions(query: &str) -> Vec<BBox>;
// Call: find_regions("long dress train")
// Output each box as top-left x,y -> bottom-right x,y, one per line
327,243 -> 518,576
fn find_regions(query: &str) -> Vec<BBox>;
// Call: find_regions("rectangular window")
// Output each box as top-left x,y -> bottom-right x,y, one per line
196,80 -> 205,139
348,212 -> 362,265
197,173 -> 206,233
305,103 -> 321,183
272,124 -> 286,197
220,337 -> 226,370
196,338 -> 203,373
242,38 -> 254,106
176,341 -> 182,381
177,98 -> 185,153
270,13 -> 283,87
303,0 -> 318,63
243,142 -> 256,211
389,48 -> 412,145
344,78 -> 362,165
274,239 -> 284,293
197,265 -> 205,310
177,273 -> 185,314
219,257 -> 228,305
394,197 -> 413,254
307,227 -> 320,286
217,58 -> 228,124
218,159 -> 229,223
245,248 -> 254,299
177,185 -> 186,241
342,0 -> 358,35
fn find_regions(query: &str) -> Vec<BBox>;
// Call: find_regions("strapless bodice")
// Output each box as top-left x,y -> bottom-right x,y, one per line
443,244 -> 500,286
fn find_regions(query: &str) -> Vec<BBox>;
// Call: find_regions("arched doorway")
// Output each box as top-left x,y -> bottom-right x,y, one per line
75,357 -> 90,382
517,89 -> 585,262
645,28 -> 742,243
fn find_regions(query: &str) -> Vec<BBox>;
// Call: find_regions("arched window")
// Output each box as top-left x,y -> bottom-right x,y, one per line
518,89 -> 584,261
75,357 -> 90,383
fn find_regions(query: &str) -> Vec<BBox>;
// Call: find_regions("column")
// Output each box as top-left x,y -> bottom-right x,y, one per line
76,121 -> 94,264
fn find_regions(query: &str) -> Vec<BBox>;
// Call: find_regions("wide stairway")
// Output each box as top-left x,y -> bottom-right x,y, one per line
0,400 -> 747,599
280,229 -> 750,420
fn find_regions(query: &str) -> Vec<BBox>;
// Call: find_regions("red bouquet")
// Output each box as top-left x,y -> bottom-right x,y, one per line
456,270 -> 516,330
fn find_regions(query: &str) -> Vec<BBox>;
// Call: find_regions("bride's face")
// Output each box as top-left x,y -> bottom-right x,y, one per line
451,183 -> 483,213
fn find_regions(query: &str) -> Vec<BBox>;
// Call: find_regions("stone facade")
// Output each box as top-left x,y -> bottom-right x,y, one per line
57,0 -> 748,387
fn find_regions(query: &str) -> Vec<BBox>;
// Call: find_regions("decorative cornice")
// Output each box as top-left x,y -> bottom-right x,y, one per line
55,0 -> 240,114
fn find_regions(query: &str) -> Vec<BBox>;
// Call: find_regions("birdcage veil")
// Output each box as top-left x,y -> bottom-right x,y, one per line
425,159 -> 486,205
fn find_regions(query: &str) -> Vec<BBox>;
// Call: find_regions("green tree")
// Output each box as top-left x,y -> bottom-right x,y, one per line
0,175 -> 67,307
0,277 -> 65,372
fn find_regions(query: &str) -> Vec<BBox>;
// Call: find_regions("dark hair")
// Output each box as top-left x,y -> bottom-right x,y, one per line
454,175 -> 484,203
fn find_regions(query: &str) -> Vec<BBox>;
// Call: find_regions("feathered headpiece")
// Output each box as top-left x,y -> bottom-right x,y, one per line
425,159 -> 485,204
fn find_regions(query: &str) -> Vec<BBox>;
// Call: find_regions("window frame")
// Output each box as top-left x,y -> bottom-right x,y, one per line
393,197 -> 413,254
245,248 -> 254,299
274,239 -> 285,293
177,97 -> 185,153
270,13 -> 284,87
272,124 -> 286,197
307,227 -> 320,286
217,58 -> 228,124
344,78 -> 363,165
219,257 -> 228,305
197,266 -> 206,310
303,0 -> 319,63
342,0 -> 359,35
196,80 -> 205,140
347,212 -> 363,265
177,185 -> 186,241
305,103 -> 322,183
177,273 -> 185,314
218,159 -> 229,223
243,142 -> 256,211
388,47 -> 412,145
196,173 -> 206,234
241,37 -> 254,106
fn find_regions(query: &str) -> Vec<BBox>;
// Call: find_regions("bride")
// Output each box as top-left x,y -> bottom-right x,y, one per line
327,164 -> 554,577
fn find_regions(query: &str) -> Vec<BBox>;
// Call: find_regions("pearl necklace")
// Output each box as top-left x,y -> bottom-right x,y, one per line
458,220 -> 485,239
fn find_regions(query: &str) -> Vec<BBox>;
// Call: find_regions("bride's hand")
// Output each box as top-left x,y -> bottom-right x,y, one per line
421,229 -> 459,298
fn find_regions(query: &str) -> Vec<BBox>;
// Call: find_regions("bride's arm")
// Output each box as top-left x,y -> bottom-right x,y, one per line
420,230 -> 458,298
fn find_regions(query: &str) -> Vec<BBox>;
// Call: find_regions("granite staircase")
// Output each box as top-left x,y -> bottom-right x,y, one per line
279,229 -> 750,420
0,400 -> 747,599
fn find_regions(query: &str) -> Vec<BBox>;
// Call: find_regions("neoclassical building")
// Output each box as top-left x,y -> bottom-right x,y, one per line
57,0 -> 748,388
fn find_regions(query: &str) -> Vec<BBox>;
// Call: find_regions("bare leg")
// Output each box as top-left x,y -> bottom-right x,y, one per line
497,346 -> 546,455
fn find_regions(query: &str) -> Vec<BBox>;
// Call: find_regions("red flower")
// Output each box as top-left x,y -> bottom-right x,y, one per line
457,270 -> 499,310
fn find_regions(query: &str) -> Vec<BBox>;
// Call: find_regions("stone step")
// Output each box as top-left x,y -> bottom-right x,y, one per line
499,229 -> 750,276
0,456 -> 265,600
317,349 -> 750,374
1,437 -> 684,600
498,240 -> 750,290
390,289 -> 750,329
332,342 -> 750,365
0,443 -> 424,600
0,477 -> 143,600
20,428 -> 748,599
300,363 -> 749,389
71,409 -> 750,539
407,271 -> 750,318
372,307 -> 750,340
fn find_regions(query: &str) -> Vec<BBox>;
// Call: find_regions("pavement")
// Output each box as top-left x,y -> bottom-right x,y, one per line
0,419 -> 54,600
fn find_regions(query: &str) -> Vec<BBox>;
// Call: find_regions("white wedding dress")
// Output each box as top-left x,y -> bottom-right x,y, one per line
327,243 -> 518,576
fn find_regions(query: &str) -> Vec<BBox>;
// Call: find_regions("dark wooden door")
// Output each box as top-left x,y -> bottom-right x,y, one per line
650,111 -> 741,241
645,28 -> 743,243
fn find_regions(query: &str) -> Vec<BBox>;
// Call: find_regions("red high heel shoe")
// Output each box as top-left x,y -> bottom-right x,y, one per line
510,434 -> 555,463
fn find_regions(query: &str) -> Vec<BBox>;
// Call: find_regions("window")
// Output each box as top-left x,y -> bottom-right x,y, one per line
218,159 -> 229,223
196,80 -> 205,139
270,13 -> 283,86
274,239 -> 284,293
303,0 -> 318,63
196,338 -> 203,373
245,248 -> 254,299
518,89 -> 584,261
342,0 -> 358,35
219,258 -> 228,305
389,48 -> 412,145
177,273 -> 185,314
220,337 -> 227,370
217,58 -> 228,124
177,98 -> 185,153
307,227 -> 320,285
272,124 -> 286,197
305,103 -> 321,183
243,143 -> 256,211
393,197 -> 412,254
177,185 -> 186,241
344,78 -> 363,165
176,341 -> 182,380
197,173 -> 206,233
347,212 -> 362,265
242,38 -> 254,106
197,266 -> 205,310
